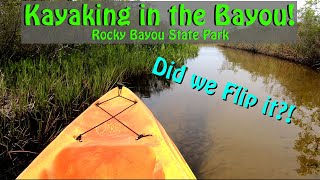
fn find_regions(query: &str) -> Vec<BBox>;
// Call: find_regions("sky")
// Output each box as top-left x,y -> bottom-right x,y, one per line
297,0 -> 306,9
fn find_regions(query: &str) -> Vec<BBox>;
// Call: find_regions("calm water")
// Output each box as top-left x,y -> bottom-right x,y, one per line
134,46 -> 320,179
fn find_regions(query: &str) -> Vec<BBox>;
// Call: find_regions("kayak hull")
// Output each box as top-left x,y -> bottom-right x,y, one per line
17,87 -> 195,179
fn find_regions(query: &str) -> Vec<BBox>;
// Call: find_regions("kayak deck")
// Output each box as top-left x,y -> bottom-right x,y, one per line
17,86 -> 195,179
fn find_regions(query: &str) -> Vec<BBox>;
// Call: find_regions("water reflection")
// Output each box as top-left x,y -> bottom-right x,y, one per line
293,110 -> 320,176
219,47 -> 320,108
219,47 -> 320,177
128,75 -> 214,175
124,74 -> 171,98
132,46 -> 319,178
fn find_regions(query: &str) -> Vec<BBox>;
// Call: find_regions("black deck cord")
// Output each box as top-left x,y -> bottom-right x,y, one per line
75,102 -> 136,142
76,82 -> 152,142
96,103 -> 139,136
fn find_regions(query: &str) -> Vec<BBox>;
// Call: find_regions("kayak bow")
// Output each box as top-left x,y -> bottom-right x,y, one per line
17,86 -> 196,179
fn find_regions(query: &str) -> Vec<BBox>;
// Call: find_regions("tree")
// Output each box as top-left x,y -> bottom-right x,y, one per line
297,0 -> 320,67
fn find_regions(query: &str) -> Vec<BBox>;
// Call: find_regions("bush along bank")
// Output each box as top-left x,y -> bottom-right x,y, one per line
218,43 -> 320,70
0,44 -> 199,179
218,0 -> 320,70
217,43 -> 319,70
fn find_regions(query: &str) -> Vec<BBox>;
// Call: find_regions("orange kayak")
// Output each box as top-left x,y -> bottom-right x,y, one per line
17,85 -> 196,179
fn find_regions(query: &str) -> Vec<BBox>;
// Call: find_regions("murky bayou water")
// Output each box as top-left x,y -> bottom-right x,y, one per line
134,46 -> 320,179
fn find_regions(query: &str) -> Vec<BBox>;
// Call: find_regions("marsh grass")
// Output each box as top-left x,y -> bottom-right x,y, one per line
0,44 -> 198,179
0,71 -> 6,100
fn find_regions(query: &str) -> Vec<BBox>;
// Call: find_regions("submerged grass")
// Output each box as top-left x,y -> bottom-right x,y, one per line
0,44 -> 198,179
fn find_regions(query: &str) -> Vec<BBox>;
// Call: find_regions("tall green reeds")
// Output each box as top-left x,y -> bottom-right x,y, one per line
0,44 -> 198,179
0,1 -> 200,178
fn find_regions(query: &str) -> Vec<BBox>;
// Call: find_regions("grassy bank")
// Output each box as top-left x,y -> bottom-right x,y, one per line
0,1 -> 199,178
219,0 -> 320,70
218,43 -> 319,70
0,44 -> 198,179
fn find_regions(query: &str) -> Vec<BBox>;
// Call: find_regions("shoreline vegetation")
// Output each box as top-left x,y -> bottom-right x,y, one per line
0,44 -> 198,177
218,0 -> 320,70
0,0 -> 319,179
0,43 -> 198,179
1,3 -> 199,178
217,43 -> 319,70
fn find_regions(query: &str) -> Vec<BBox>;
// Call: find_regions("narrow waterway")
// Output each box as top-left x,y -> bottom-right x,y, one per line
135,46 -> 320,179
